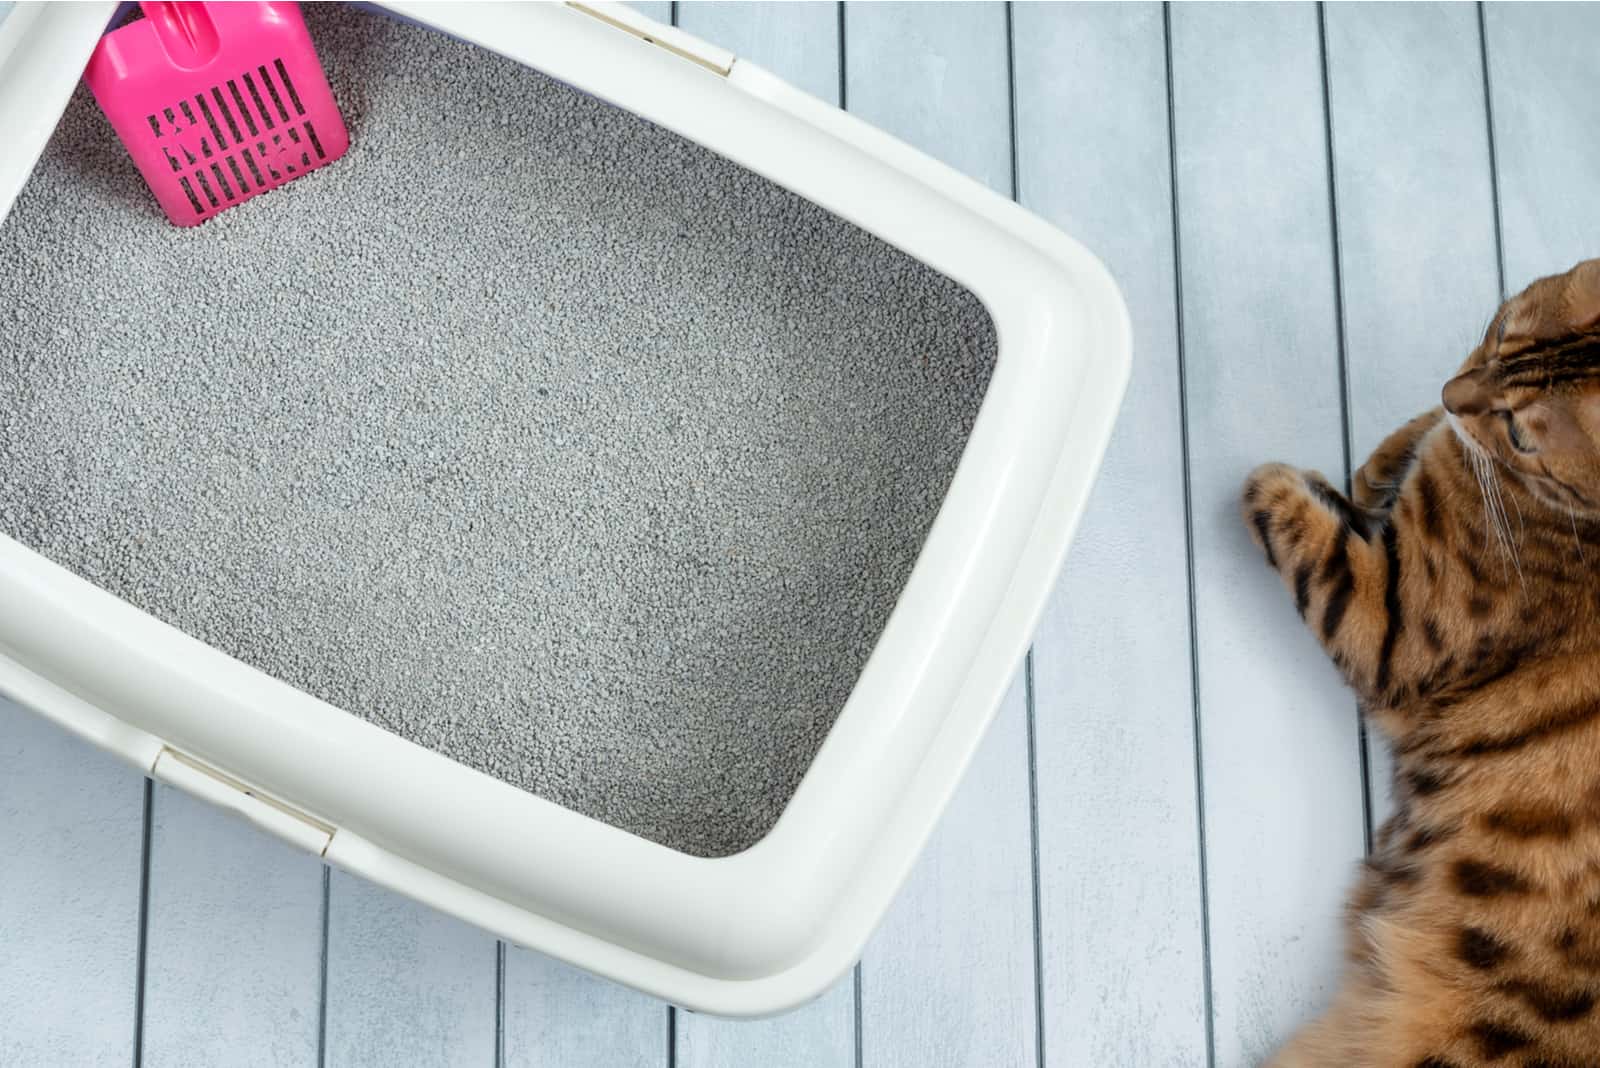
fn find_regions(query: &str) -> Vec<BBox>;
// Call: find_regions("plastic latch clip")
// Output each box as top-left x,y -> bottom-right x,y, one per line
152,747 -> 334,856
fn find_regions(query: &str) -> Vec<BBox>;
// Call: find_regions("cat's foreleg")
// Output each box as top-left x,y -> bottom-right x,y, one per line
1350,407 -> 1442,512
1242,463 -> 1402,696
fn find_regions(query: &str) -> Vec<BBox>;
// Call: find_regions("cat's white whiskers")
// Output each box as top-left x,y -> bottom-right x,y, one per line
1451,410 -> 1525,582
1469,443 -> 1522,582
1492,465 -> 1526,581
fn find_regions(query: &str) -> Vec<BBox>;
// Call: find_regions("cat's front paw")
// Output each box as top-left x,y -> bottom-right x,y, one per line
1241,462 -> 1306,568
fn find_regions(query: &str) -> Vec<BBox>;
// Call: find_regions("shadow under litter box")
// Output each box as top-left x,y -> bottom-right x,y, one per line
0,5 -> 996,857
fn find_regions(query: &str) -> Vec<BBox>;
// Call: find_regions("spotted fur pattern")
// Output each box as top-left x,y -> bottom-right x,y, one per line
1247,260 -> 1600,1067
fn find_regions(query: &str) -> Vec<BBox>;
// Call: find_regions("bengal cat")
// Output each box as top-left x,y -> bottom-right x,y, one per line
1244,258 -> 1600,1067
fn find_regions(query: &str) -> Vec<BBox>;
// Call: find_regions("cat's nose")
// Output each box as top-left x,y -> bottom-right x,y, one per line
1442,371 -> 1491,416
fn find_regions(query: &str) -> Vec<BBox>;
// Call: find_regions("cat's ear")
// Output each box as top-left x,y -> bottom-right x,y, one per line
1566,258 -> 1600,331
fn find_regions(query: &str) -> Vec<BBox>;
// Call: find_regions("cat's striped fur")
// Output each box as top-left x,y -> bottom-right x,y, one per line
1245,259 -> 1600,1067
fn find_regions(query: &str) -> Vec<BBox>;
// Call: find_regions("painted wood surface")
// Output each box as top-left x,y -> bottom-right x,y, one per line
840,6 -> 1038,1067
139,786 -> 325,1067
323,871 -> 497,1067
626,2 -> 673,30
0,699 -> 143,1067
677,1 -> 840,104
1168,4 -> 1366,1063
676,981 -> 855,1068
670,5 -> 856,1064
1322,2 -> 1502,830
859,679 -> 1036,1068
501,950 -> 664,1068
1013,5 -> 1209,1066
1484,3 -> 1600,289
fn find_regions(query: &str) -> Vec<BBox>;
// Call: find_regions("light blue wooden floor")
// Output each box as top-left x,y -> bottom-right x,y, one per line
2,2 -> 1596,1065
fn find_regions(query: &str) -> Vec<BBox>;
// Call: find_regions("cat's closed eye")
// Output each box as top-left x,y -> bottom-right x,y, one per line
1500,409 -> 1534,452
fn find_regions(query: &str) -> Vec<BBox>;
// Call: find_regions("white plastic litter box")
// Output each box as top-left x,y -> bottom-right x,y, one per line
0,0 -> 1130,1016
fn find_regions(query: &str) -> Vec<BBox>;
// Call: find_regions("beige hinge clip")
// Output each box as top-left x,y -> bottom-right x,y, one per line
152,748 -> 334,857
566,2 -> 735,77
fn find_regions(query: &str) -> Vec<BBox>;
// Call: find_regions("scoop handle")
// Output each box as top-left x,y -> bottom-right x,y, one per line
140,1 -> 220,69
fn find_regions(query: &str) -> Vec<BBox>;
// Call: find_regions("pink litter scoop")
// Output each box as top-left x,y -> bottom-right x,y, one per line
84,1 -> 348,226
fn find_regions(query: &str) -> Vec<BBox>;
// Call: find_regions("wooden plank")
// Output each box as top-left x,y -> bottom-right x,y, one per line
842,6 -> 1036,1065
1484,3 -> 1600,288
1168,4 -> 1366,1062
668,5 -> 851,1065
627,2 -> 673,28
675,2 -> 839,103
842,2 -> 1011,188
675,980 -> 853,1068
502,949 -> 664,1068
140,785 -> 324,1066
1012,5 -> 1208,1065
844,4 -> 1035,1063
323,870 -> 497,1067
860,681 -> 1035,1068
1323,3 -> 1501,828
0,698 -> 143,1065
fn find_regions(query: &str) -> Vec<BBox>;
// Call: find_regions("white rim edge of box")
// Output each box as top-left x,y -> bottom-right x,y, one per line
0,0 -> 1131,1017
0,2 -> 119,221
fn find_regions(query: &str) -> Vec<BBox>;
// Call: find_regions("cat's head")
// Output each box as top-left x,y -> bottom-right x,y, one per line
1443,258 -> 1600,514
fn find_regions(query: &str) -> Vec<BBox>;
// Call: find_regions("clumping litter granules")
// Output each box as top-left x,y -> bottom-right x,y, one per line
0,6 -> 996,856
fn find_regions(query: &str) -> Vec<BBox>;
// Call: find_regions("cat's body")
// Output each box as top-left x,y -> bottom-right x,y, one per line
1246,260 -> 1600,1067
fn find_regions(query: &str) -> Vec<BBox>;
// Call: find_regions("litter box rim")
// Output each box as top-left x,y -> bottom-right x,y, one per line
0,0 -> 1130,1017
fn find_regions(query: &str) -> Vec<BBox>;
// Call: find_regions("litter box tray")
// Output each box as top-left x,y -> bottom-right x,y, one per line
0,1 -> 1129,1016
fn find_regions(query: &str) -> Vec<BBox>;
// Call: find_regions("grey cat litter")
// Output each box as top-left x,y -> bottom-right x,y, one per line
0,6 -> 995,856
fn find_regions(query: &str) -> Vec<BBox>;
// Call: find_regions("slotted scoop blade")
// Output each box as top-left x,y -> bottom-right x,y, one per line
84,1 -> 348,226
